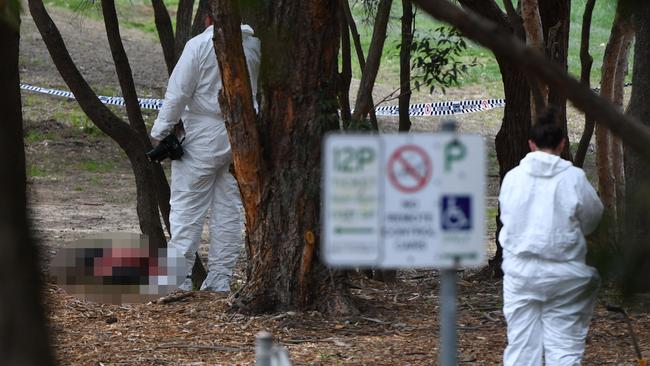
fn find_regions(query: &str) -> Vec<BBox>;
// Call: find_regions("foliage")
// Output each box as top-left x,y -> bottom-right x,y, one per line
405,26 -> 476,94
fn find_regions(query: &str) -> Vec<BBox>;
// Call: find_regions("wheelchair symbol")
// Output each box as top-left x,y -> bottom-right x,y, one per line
441,196 -> 471,231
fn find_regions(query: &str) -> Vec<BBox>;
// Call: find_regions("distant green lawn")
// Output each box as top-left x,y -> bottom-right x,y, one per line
45,0 -> 619,88
351,0 -> 619,86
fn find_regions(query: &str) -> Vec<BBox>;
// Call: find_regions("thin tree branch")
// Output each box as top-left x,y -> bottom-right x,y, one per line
351,0 -> 393,124
340,0 -> 380,130
101,0 -> 172,234
399,0 -> 413,132
411,0 -> 650,160
151,0 -> 176,75
574,0 -> 597,167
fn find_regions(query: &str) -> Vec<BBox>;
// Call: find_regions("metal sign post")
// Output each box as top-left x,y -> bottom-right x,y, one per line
439,120 -> 459,366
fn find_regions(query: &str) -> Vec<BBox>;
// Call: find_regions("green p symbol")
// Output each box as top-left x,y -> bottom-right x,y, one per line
445,140 -> 466,172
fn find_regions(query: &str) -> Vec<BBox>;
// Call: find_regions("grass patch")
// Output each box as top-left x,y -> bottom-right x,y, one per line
349,0 -> 620,88
28,165 -> 47,178
54,109 -> 103,137
79,160 -> 116,173
24,130 -> 56,143
46,0 -> 621,89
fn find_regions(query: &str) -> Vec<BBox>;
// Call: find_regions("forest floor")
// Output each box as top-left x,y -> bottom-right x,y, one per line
19,4 -> 650,366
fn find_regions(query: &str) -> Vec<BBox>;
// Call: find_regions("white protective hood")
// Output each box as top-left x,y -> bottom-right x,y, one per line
498,151 -> 603,276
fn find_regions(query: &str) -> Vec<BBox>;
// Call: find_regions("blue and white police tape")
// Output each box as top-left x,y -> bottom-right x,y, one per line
20,83 -> 164,110
20,83 -> 506,117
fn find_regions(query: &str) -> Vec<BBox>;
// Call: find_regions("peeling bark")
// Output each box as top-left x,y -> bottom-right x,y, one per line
211,0 -> 346,313
521,0 -> 548,120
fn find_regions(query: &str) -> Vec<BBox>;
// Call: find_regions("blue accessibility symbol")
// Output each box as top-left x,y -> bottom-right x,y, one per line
441,195 -> 471,231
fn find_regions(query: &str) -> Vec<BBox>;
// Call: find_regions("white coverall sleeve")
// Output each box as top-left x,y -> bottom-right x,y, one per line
150,44 -> 200,140
244,37 -> 261,111
575,172 -> 604,235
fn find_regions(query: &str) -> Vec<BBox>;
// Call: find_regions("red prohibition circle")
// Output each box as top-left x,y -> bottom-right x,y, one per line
387,145 -> 432,193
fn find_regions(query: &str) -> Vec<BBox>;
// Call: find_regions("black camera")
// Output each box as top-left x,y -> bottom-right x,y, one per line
147,133 -> 184,163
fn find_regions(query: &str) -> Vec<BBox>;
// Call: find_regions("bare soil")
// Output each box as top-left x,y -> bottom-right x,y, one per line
20,4 -> 647,366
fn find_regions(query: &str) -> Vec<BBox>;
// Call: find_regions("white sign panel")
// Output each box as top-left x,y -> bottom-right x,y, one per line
322,135 -> 382,266
432,133 -> 486,267
322,133 -> 485,269
381,135 -> 438,268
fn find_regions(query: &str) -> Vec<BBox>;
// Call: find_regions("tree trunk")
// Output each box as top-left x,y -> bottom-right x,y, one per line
340,0 -> 380,131
622,0 -> 650,295
351,0 -> 393,126
0,9 -> 55,364
594,9 -> 633,262
29,0 -> 167,249
459,0 -> 531,278
212,0 -> 349,313
191,0 -> 210,37
492,59 -> 532,277
101,0 -> 172,234
539,0 -> 572,161
151,0 -> 176,75
521,0 -> 548,121
574,0 -> 597,168
398,0 -> 413,132
174,0 -> 195,57
612,32 -> 633,235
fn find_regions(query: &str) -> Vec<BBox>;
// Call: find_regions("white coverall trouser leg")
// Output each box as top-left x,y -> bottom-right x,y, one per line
168,122 -> 243,292
503,272 -> 600,366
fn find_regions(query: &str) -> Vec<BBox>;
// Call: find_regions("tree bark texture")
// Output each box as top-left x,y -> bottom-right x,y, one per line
413,0 -> 650,160
351,0 -> 392,126
612,32 -> 633,233
595,9 -> 633,251
101,0 -> 172,235
623,0 -> 650,294
151,0 -> 176,75
212,0 -> 347,313
29,0 -> 167,249
574,0 -> 597,168
174,0 -> 195,57
340,0 -> 380,131
459,0 -> 531,278
0,13 -> 55,365
521,0 -> 548,120
398,0 -> 413,132
191,0 -> 210,37
539,0 -> 572,160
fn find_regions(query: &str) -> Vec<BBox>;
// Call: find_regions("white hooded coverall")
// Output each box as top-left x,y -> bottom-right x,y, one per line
499,151 -> 603,366
151,25 -> 261,292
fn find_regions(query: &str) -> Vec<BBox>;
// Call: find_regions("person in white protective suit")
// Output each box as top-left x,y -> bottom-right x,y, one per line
498,107 -> 604,365
150,16 -> 260,292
